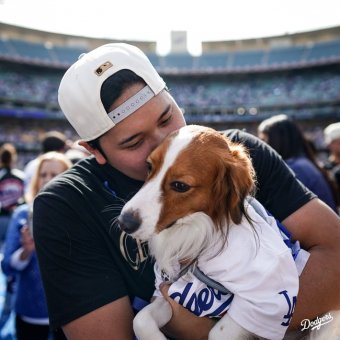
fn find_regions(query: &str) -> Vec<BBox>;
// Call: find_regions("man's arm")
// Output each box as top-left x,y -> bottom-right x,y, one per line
283,198 -> 340,329
62,297 -> 135,340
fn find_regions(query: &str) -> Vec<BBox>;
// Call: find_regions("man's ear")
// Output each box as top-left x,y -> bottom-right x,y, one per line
78,141 -> 107,165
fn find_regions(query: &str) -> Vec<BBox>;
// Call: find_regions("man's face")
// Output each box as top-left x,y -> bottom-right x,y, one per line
87,83 -> 186,181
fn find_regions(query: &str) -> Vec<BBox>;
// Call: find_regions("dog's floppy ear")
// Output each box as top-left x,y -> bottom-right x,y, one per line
212,140 -> 255,227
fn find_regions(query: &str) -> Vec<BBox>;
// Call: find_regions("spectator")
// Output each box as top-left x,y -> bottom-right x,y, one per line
1,151 -> 72,340
324,122 -> 340,200
258,114 -> 338,212
23,131 -> 70,194
0,143 -> 25,243
0,143 -> 25,333
65,140 -> 91,165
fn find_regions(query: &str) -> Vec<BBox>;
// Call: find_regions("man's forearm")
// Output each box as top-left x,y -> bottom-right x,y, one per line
163,313 -> 215,340
283,199 -> 340,330
289,245 -> 340,330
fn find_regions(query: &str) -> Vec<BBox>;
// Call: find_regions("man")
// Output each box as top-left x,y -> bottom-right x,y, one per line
0,143 -> 24,242
33,43 -> 340,339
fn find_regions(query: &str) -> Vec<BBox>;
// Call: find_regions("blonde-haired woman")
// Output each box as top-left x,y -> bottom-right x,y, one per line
1,152 -> 72,340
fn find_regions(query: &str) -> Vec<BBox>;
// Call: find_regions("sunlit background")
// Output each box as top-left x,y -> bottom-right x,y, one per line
0,0 -> 339,54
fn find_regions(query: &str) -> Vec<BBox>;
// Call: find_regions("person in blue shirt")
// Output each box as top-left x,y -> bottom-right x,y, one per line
258,114 -> 338,213
1,151 -> 72,340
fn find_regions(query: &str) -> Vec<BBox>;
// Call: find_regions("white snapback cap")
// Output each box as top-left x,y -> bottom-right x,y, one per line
324,122 -> 340,145
58,43 -> 166,141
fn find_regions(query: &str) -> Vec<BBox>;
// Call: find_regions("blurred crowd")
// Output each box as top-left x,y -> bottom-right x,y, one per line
0,122 -> 78,170
0,70 -> 59,105
1,64 -> 340,172
167,70 -> 340,109
1,66 -> 340,111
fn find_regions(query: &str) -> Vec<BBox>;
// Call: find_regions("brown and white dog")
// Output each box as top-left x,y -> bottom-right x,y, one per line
118,125 -> 337,340
118,125 -> 255,242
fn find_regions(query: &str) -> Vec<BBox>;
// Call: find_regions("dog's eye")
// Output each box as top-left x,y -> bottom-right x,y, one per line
146,161 -> 152,174
170,181 -> 190,193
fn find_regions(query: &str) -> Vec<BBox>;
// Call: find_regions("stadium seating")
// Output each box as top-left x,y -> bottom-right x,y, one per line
267,46 -> 307,65
196,52 -> 229,69
1,37 -> 340,70
306,39 -> 340,62
161,54 -> 196,70
10,39 -> 52,63
51,45 -> 86,65
231,50 -> 265,68
0,40 -> 10,56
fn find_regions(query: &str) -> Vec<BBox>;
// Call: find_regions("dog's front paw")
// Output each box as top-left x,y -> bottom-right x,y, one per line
133,305 -> 169,340
134,323 -> 167,340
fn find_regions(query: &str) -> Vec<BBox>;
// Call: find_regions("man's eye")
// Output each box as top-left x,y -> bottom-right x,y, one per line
127,140 -> 143,149
170,181 -> 190,193
160,115 -> 172,126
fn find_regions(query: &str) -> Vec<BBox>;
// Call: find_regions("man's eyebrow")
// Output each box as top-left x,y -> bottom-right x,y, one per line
118,104 -> 172,146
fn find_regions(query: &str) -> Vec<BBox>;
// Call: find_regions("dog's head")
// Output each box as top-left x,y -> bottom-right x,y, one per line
118,125 -> 255,241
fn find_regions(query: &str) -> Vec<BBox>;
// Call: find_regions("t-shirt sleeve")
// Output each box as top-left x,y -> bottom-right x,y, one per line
33,188 -> 128,330
224,129 -> 315,221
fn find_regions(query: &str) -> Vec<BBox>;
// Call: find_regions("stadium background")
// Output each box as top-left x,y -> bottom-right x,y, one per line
0,22 -> 340,169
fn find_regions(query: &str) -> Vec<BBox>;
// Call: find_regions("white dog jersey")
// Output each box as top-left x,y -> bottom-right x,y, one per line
153,199 -> 310,340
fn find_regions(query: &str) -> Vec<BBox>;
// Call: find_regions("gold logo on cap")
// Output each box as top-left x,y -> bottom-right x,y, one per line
95,61 -> 113,76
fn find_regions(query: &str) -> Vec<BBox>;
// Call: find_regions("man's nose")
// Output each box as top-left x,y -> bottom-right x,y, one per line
118,210 -> 141,234
149,130 -> 168,153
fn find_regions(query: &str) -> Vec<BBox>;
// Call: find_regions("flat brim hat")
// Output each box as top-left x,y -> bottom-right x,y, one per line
58,43 -> 166,141
324,122 -> 340,145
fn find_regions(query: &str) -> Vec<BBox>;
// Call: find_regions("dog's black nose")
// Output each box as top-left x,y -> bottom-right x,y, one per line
118,210 -> 141,234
